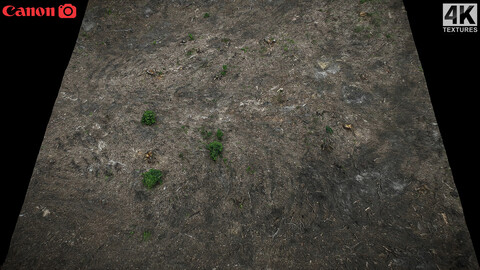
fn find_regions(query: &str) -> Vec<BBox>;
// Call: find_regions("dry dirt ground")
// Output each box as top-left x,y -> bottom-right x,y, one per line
3,0 -> 478,269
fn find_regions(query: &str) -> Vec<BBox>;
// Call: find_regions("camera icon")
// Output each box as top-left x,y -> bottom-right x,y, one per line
58,4 -> 76,18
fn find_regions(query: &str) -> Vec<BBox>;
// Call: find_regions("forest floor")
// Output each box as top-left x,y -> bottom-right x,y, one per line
3,0 -> 478,269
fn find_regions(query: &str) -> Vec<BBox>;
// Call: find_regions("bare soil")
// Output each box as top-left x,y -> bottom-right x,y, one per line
3,0 -> 478,269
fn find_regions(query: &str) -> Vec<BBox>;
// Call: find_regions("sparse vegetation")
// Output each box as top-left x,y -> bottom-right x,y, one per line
142,231 -> 151,241
104,170 -> 113,181
369,13 -> 382,27
14,1 -> 473,269
141,110 -> 156,126
354,25 -> 367,33
207,141 -> 223,161
326,126 -> 334,135
220,65 -> 228,76
216,129 -> 224,141
200,127 -> 213,140
142,169 -> 163,189
259,46 -> 267,55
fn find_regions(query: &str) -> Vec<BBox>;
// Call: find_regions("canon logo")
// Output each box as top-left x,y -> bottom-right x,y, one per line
2,4 -> 76,18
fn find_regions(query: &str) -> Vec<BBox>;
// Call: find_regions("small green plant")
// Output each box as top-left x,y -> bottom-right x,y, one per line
200,127 -> 213,140
104,170 -> 113,181
369,13 -> 382,27
221,38 -> 230,43
203,13 -> 210,18
142,231 -> 151,241
240,47 -> 249,52
326,126 -> 334,135
188,33 -> 195,41
216,129 -> 224,140
354,25 -> 366,33
246,166 -> 255,174
186,49 -> 194,56
142,169 -> 163,189
207,141 -> 223,161
220,65 -> 228,76
141,110 -> 156,126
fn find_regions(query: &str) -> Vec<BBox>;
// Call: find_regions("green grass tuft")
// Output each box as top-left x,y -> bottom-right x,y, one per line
207,141 -> 223,161
142,169 -> 163,189
141,110 -> 156,126
220,65 -> 228,76
216,129 -> 224,141
326,126 -> 334,135
142,231 -> 151,241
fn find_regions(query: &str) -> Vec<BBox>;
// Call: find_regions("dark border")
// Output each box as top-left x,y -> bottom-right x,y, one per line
403,0 -> 479,260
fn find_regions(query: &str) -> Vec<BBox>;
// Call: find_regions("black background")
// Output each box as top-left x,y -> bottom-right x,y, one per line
0,0 -> 478,265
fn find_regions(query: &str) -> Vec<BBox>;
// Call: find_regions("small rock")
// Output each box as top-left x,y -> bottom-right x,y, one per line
81,20 -> 96,32
314,71 -> 328,80
144,7 -> 153,18
326,64 -> 340,74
